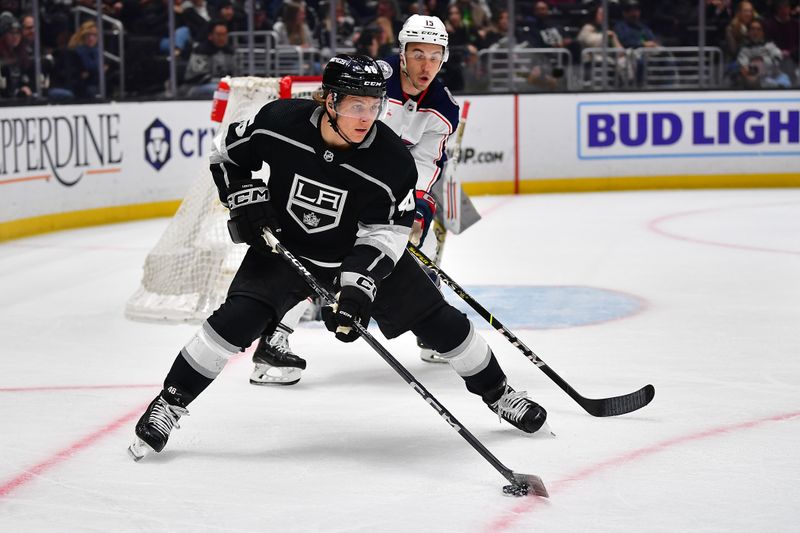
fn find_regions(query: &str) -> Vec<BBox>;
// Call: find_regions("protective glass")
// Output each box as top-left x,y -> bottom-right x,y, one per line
334,95 -> 388,121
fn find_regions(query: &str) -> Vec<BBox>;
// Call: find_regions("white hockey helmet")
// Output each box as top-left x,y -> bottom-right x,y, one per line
398,14 -> 449,63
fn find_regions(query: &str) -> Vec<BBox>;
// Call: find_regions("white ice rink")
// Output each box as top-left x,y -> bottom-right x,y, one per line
1,189 -> 799,532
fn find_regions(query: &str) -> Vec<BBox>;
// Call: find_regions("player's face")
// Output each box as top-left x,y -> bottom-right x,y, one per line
403,42 -> 445,90
331,95 -> 385,142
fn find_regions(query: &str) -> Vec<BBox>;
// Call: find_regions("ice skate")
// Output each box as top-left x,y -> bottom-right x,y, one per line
417,336 -> 447,363
128,386 -> 191,461
250,327 -> 307,386
485,383 -> 548,434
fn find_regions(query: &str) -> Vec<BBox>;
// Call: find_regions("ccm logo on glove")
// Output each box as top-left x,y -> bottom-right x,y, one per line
228,185 -> 270,208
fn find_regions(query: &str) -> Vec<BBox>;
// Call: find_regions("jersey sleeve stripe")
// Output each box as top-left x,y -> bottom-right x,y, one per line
355,223 -> 411,265
226,129 -> 317,155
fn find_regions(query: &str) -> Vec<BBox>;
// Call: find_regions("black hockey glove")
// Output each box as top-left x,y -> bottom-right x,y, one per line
321,284 -> 373,343
226,179 -> 280,250
410,190 -> 436,246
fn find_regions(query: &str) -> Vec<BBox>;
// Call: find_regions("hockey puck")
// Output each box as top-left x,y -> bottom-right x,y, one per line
502,483 -> 529,497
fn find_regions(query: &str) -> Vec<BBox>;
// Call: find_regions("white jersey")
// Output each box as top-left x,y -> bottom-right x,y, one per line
379,55 -> 460,193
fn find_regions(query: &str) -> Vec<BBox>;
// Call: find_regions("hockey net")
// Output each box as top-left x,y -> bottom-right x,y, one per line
125,75 -> 322,323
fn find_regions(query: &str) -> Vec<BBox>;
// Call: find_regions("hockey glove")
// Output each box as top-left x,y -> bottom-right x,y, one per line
226,179 -> 280,250
410,190 -> 436,246
321,284 -> 374,343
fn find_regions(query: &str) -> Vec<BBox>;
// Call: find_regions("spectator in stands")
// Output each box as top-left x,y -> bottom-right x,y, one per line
446,2 -> 483,62
577,4 -> 632,83
519,1 -> 572,91
763,0 -> 798,64
183,19 -> 237,97
17,13 -> 53,96
315,0 -> 356,49
525,1 -> 572,49
159,0 -> 194,58
0,11 -> 32,98
483,8 -> 509,49
614,0 -> 659,49
577,4 -> 624,51
725,1 -> 758,57
354,24 -> 380,58
451,0 -> 490,31
48,41 -> 84,100
182,0 -> 212,42
375,0 -> 403,37
273,0 -> 313,47
737,18 -> 791,87
419,0 -> 448,21
706,0 -> 734,50
373,14 -> 398,57
68,20 -> 105,97
19,13 -> 33,51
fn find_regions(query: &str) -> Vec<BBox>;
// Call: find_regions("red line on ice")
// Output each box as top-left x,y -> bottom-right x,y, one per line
484,410 -> 800,532
648,202 -> 800,256
0,352 -> 251,498
0,402 -> 150,498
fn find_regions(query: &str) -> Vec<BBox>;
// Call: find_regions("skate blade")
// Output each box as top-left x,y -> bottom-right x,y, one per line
419,349 -> 448,364
538,421 -> 556,437
128,437 -> 153,462
249,364 -> 301,386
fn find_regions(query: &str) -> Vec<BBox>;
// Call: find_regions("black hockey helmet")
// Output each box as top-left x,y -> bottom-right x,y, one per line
322,54 -> 387,98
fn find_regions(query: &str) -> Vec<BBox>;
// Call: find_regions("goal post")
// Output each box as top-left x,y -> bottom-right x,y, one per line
125,75 -> 322,324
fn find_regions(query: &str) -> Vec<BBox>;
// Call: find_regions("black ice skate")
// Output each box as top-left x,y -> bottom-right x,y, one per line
250,326 -> 307,386
128,386 -> 192,461
485,383 -> 548,434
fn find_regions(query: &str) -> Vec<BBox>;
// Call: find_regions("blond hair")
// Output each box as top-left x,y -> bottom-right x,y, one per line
68,21 -> 97,49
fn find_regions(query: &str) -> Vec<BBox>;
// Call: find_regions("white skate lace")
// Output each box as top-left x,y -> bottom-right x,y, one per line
150,397 -> 189,437
492,389 -> 531,424
269,330 -> 291,355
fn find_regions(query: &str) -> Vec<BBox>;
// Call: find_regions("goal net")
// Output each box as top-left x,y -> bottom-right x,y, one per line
125,75 -> 322,323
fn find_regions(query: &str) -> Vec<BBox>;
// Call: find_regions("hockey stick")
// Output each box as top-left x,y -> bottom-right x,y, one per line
263,231 -> 548,498
441,101 -> 470,236
406,244 -> 655,417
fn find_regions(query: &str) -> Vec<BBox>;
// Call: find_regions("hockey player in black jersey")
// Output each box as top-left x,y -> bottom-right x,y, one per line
129,55 -> 547,460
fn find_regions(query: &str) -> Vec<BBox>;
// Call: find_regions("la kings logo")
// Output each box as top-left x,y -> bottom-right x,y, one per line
287,174 -> 348,233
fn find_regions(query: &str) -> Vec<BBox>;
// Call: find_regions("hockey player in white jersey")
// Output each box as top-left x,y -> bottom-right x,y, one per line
250,15 -> 463,387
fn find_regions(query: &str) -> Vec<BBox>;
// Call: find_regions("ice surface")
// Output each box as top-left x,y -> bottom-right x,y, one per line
1,189 -> 798,532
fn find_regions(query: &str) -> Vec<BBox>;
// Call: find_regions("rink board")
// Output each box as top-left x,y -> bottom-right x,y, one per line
1,91 -> 799,240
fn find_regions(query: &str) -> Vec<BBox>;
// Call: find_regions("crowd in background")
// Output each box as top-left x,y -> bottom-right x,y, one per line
0,0 -> 798,101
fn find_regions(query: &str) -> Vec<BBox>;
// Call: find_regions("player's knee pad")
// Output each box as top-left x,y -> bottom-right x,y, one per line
439,321 -> 492,377
180,321 -> 240,379
413,306 -> 491,376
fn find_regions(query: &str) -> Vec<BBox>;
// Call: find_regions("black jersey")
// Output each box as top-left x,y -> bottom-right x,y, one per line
209,98 -> 417,294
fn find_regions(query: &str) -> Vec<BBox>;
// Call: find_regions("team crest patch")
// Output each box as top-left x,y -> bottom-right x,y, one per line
287,174 -> 348,233
376,60 -> 393,80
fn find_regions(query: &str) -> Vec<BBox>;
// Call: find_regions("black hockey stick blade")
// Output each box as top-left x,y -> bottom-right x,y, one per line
514,473 -> 549,497
507,472 -> 549,498
406,243 -> 656,418
582,384 -> 655,417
